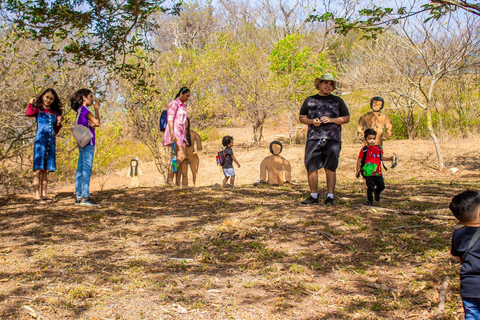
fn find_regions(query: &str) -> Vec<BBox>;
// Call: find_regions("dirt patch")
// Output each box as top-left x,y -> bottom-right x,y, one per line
1,135 -> 479,319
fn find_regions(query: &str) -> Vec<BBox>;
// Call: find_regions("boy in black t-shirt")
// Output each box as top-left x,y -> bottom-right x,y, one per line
298,74 -> 350,205
449,191 -> 480,319
221,135 -> 241,187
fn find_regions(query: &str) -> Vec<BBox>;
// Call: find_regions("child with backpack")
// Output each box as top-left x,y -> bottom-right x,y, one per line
219,136 -> 240,187
449,191 -> 480,320
355,128 -> 395,206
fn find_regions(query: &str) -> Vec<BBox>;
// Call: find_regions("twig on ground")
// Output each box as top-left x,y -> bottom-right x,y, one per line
437,276 -> 449,317
372,207 -> 455,220
390,224 -> 424,230
366,282 -> 401,292
279,224 -> 345,247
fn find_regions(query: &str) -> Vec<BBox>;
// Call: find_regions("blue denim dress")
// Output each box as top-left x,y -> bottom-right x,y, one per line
33,110 -> 57,171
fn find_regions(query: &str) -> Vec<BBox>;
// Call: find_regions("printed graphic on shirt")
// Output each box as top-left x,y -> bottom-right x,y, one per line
299,94 -> 349,142
359,146 -> 383,176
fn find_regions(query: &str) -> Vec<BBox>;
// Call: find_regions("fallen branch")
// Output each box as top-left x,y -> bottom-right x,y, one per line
352,280 -> 401,292
365,282 -> 401,292
437,276 -> 449,317
279,225 -> 345,247
390,224 -> 424,230
371,207 -> 455,220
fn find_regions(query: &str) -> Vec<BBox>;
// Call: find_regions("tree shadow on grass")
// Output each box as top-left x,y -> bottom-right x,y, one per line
0,180 -> 468,318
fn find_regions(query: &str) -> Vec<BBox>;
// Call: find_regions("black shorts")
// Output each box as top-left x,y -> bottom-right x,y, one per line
304,139 -> 342,173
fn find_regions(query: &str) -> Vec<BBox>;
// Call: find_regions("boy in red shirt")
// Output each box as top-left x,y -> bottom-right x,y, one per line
356,129 -> 395,205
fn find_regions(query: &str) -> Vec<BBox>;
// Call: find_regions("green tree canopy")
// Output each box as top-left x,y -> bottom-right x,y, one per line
1,0 -> 182,68
309,0 -> 480,39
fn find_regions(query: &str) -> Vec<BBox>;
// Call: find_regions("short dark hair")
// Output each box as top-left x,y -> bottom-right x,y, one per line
364,128 -> 377,140
222,135 -> 233,147
449,191 -> 480,224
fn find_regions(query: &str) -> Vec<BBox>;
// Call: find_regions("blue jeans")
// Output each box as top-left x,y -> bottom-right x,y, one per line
75,145 -> 95,199
463,297 -> 480,320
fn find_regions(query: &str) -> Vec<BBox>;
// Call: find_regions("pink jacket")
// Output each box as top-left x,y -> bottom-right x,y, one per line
162,98 -> 188,147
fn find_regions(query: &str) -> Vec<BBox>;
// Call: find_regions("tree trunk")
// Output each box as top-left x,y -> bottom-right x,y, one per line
253,124 -> 259,145
253,119 -> 265,146
426,105 -> 445,171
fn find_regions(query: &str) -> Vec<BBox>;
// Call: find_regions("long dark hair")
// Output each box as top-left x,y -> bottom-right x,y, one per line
70,88 -> 92,112
175,87 -> 190,99
185,117 -> 192,146
34,88 -> 63,116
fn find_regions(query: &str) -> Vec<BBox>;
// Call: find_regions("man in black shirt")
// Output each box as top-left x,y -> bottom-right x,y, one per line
299,74 -> 350,205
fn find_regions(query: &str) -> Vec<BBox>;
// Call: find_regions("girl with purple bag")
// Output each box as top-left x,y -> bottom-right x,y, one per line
70,89 -> 101,205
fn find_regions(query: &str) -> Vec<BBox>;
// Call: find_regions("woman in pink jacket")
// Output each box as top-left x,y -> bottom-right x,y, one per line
163,87 -> 190,186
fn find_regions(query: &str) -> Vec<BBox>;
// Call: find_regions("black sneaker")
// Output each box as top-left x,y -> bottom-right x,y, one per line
80,197 -> 99,206
324,197 -> 336,206
366,200 -> 374,206
301,196 -> 319,205
374,192 -> 381,202
75,198 -> 82,205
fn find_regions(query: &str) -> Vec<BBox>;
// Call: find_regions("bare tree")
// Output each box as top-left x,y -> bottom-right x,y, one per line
344,13 -> 480,170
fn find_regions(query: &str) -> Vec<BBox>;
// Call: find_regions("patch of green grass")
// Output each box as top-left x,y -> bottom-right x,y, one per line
128,257 -> 146,268
243,280 -> 259,288
255,248 -> 285,262
67,285 -> 96,300
289,263 -> 306,274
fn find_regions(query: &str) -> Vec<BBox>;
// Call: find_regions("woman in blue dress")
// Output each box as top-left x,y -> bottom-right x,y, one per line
26,88 -> 64,201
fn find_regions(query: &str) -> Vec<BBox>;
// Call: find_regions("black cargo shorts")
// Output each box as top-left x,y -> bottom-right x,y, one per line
304,139 -> 341,173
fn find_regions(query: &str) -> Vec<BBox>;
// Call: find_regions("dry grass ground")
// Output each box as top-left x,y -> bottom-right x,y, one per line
1,134 -> 480,319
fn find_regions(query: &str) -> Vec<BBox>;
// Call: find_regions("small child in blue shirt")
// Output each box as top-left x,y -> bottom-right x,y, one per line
450,190 -> 480,320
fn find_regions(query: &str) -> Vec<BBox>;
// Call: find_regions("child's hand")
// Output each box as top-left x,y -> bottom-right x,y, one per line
237,163 -> 241,168
29,98 -> 36,104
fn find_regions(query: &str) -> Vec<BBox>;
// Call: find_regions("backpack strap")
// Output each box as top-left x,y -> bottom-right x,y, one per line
361,146 -> 368,169
461,228 -> 480,263
222,149 -> 227,164
377,145 -> 388,172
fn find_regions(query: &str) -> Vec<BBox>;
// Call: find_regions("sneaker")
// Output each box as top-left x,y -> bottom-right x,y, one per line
366,200 -> 374,206
75,198 -> 82,205
374,192 -> 381,202
324,197 -> 336,206
80,197 -> 99,206
301,196 -> 319,205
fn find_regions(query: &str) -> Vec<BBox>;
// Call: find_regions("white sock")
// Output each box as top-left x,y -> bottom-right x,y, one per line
311,193 -> 318,199
327,193 -> 334,199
